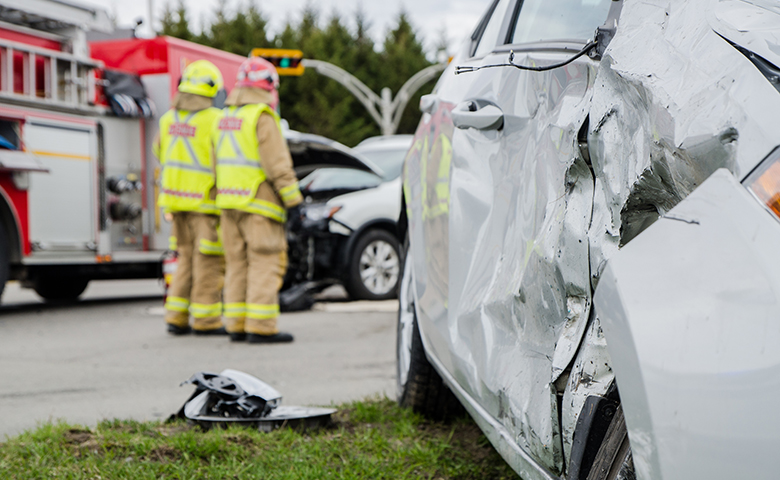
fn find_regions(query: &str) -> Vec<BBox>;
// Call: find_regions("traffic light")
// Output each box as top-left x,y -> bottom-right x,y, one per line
251,48 -> 305,76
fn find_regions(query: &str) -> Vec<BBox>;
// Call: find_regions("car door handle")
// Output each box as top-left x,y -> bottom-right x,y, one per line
452,100 -> 504,131
419,94 -> 439,114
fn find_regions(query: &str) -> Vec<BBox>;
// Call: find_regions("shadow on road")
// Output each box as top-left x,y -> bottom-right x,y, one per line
0,295 -> 163,315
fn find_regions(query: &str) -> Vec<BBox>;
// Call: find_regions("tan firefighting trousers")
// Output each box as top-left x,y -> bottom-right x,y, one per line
165,212 -> 225,331
221,209 -> 287,335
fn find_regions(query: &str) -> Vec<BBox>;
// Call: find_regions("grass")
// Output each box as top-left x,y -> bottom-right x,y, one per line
0,398 -> 517,479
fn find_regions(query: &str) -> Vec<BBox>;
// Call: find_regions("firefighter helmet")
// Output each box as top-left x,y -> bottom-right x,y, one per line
235,57 -> 280,93
179,60 -> 224,98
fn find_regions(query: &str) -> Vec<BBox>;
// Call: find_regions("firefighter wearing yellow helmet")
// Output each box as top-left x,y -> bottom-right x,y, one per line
215,57 -> 303,344
154,59 -> 227,336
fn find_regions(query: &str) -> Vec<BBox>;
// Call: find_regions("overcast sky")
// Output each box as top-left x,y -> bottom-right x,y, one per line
85,0 -> 490,54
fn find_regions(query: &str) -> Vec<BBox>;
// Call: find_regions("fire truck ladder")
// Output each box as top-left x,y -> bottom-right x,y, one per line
0,38 -> 104,114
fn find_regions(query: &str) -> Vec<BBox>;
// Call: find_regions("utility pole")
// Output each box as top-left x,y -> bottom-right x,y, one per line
147,0 -> 154,34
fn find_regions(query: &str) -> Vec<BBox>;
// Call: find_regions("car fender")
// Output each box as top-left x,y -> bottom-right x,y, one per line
595,169 -> 780,480
328,178 -> 402,231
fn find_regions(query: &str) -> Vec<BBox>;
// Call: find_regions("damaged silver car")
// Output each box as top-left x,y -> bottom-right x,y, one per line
397,0 -> 780,479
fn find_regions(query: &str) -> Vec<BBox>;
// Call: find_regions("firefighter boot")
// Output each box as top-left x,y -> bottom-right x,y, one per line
167,322 -> 192,335
247,332 -> 294,344
194,327 -> 228,336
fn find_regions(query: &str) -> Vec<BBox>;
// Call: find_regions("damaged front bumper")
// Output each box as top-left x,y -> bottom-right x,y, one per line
173,369 -> 336,432
596,168 -> 780,480
285,213 -> 351,289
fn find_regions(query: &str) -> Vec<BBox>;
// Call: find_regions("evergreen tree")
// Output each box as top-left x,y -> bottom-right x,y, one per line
198,1 -> 271,55
379,11 -> 434,135
158,2 -> 436,146
159,0 -> 194,41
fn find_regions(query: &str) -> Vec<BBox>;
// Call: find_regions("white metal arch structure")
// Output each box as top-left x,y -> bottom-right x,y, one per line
301,59 -> 447,136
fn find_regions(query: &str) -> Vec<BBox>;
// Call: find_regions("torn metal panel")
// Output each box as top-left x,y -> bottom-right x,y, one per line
175,369 -> 335,431
560,313 -> 614,470
582,0 -> 780,476
596,169 -> 780,480
588,0 -> 780,282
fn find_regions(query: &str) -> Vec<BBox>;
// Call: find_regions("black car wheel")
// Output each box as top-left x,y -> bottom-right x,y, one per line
33,277 -> 89,302
586,404 -> 636,480
396,239 -> 462,421
346,229 -> 400,300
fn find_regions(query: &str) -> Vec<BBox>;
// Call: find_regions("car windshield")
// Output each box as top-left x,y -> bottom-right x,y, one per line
353,148 -> 409,180
299,168 -> 383,192
511,0 -> 614,44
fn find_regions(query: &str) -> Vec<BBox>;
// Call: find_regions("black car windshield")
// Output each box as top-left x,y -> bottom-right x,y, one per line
353,148 -> 408,180
300,168 -> 383,193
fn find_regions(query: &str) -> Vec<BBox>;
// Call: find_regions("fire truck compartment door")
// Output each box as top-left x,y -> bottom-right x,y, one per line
0,151 -> 49,173
26,122 -> 96,251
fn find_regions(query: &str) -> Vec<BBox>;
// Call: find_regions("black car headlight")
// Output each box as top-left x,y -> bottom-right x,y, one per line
303,204 -> 342,222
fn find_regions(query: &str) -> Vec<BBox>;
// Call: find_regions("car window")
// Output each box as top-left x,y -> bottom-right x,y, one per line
473,0 -> 513,58
511,0 -> 613,44
300,168 -> 383,193
353,147 -> 409,180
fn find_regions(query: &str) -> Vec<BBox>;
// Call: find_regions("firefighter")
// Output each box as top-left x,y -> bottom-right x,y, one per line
215,57 -> 303,344
155,60 -> 226,336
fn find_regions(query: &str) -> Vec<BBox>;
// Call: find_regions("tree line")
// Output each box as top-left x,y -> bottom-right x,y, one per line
160,1 -> 441,146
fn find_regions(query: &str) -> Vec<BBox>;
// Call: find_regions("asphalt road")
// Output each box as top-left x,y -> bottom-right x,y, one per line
0,280 -> 398,439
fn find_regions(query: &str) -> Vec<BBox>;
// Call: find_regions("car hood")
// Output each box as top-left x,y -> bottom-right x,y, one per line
285,130 -> 385,179
299,167 -> 384,202
708,0 -> 780,66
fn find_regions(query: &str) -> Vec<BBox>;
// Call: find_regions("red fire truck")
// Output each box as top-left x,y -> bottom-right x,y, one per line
0,0 -> 245,301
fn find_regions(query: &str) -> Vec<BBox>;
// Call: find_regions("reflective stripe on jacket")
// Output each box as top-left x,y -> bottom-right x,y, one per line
158,107 -> 221,214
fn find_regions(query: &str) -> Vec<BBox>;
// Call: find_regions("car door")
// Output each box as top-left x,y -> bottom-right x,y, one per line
410,0 -> 620,475
405,0 -> 516,378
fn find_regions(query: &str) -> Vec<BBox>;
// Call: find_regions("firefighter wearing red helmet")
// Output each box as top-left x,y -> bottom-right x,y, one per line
154,60 -> 227,336
215,57 -> 303,344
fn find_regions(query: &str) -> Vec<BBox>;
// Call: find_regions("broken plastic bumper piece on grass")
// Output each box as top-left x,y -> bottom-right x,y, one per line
172,369 -> 336,432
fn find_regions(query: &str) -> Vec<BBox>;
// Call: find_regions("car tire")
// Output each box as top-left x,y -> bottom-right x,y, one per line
396,240 -> 463,421
346,229 -> 401,301
33,277 -> 89,302
586,404 -> 636,480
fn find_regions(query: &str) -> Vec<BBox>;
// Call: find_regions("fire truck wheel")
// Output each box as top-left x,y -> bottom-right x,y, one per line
33,277 -> 89,302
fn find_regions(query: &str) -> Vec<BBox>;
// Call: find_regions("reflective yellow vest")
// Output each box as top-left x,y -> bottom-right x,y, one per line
432,134 -> 452,218
158,107 -> 221,214
214,104 -> 287,223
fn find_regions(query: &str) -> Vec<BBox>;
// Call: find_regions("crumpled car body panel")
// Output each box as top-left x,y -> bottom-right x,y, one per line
596,169 -> 780,480
402,0 -> 780,477
406,47 -> 599,476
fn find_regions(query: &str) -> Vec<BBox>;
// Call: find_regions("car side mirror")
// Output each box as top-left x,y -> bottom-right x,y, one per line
420,94 -> 439,115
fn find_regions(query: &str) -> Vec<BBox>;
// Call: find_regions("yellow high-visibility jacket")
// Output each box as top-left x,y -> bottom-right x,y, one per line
214,102 -> 302,223
156,106 -> 221,215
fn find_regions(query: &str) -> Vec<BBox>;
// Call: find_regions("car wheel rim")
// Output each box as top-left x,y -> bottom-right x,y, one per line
397,251 -> 414,397
359,239 -> 400,296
